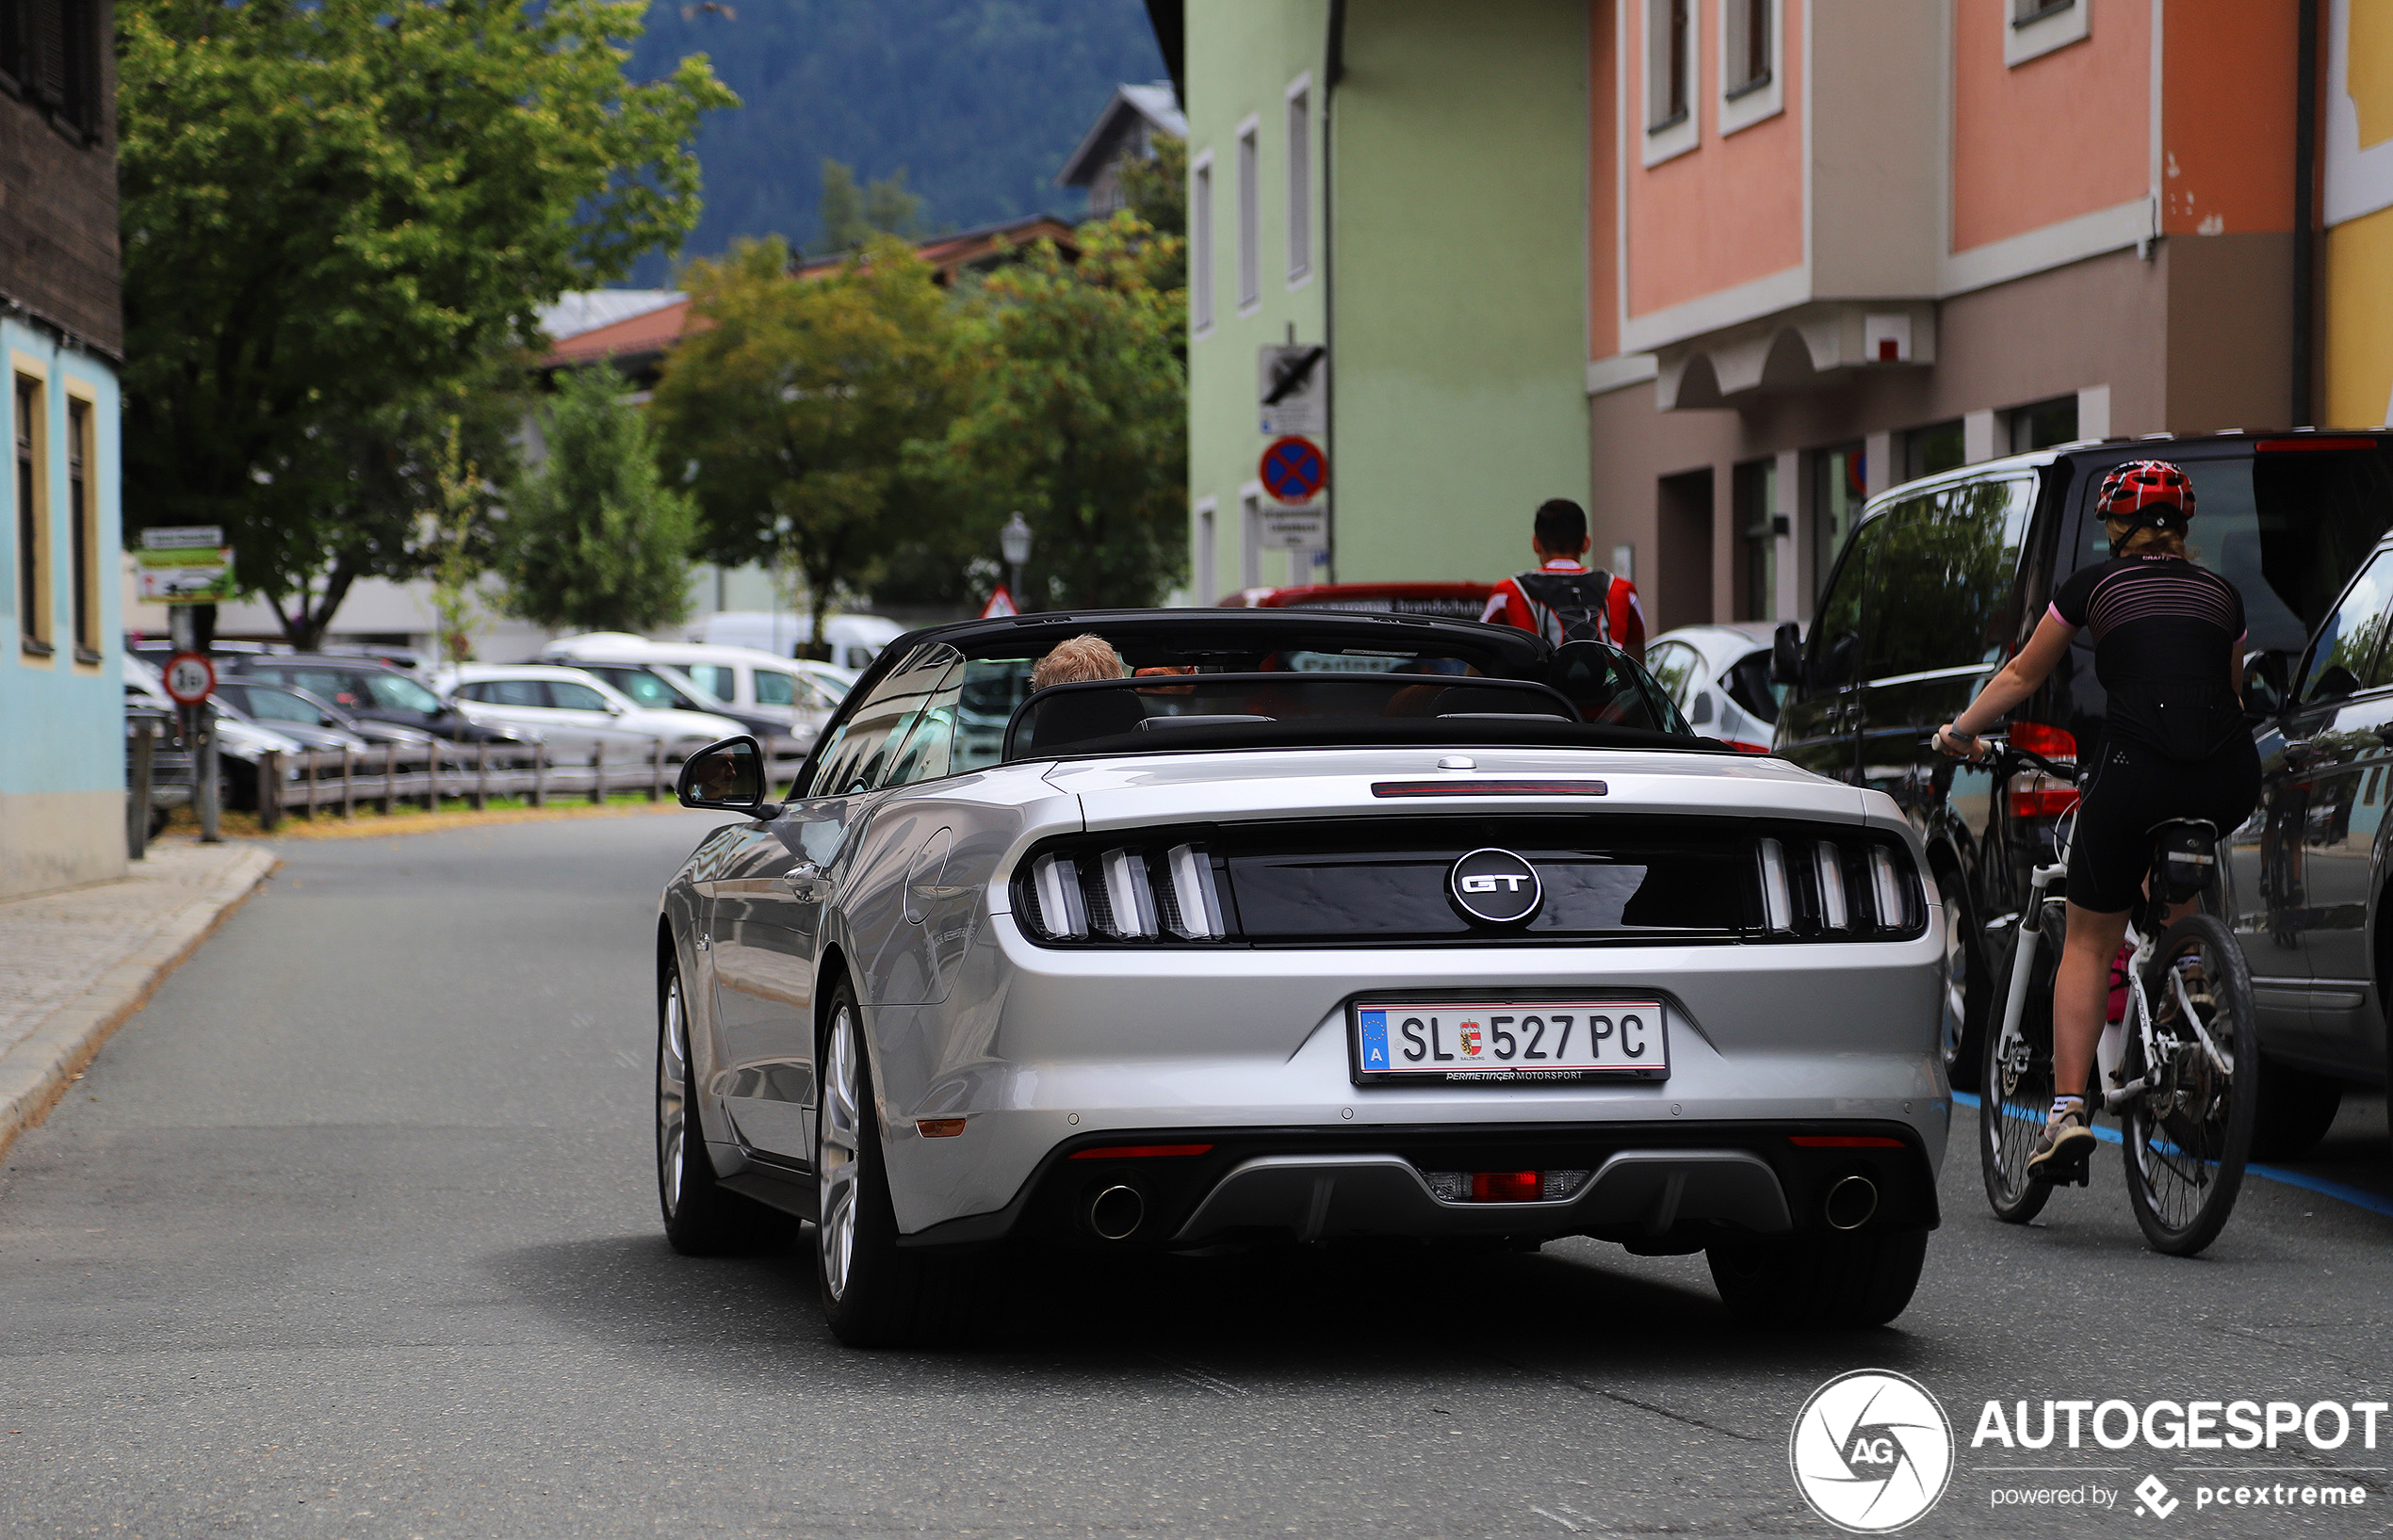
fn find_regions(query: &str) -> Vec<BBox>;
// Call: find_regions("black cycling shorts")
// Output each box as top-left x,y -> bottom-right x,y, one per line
2065,735 -> 2261,914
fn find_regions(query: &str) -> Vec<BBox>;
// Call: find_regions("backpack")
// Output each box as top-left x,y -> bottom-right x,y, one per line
1511,570 -> 1617,645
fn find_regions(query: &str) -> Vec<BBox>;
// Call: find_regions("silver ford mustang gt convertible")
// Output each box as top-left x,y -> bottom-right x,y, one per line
654,609 -> 1949,1345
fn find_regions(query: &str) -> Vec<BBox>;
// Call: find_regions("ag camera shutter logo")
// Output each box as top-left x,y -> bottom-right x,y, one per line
1791,1370 -> 1955,1532
1447,848 -> 1541,924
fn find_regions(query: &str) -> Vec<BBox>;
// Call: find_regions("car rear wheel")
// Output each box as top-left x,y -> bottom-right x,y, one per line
657,961 -> 791,1256
1934,860 -> 1986,1091
814,981 -> 990,1348
1705,1229 -> 1929,1329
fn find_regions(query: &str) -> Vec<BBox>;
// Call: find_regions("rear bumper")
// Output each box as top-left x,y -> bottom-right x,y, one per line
893,1119 -> 1939,1253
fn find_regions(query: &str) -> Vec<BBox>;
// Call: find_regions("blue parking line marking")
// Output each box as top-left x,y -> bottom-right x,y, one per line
1953,1090 -> 2393,1221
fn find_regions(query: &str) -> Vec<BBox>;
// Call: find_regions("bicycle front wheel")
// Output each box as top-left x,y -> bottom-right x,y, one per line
2121,913 -> 2259,1256
1979,911 -> 2059,1224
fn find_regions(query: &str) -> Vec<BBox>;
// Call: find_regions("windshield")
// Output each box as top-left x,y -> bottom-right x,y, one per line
593,667 -> 684,709
366,673 -> 443,714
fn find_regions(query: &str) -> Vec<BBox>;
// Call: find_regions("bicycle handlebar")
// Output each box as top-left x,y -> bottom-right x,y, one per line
1925,731 -> 2080,784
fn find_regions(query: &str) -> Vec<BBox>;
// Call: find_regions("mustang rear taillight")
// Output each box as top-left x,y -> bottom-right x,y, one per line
1424,1169 -> 1593,1203
1022,841 -> 1227,942
1756,833 -> 1921,938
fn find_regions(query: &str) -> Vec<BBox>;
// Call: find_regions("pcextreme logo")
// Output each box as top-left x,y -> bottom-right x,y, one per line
1791,1370 -> 1957,1533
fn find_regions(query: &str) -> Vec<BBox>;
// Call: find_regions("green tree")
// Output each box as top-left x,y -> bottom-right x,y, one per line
118,0 -> 736,646
498,367 -> 698,635
918,211 -> 1186,610
650,235 -> 969,655
816,157 -> 923,255
1113,134 -> 1186,293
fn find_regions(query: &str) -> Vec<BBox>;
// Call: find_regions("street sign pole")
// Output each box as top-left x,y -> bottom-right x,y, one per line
169,607 -> 221,844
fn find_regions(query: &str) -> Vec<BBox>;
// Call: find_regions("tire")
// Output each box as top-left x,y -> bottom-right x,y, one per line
2248,1057 -> 2343,1161
1979,907 -> 2060,1224
657,959 -> 793,1256
814,981 -> 989,1348
1706,1229 -> 1929,1329
1935,861 -> 1988,1091
2120,914 -> 2259,1256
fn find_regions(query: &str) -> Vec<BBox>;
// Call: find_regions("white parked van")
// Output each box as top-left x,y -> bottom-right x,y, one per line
537,634 -> 843,739
692,610 -> 903,673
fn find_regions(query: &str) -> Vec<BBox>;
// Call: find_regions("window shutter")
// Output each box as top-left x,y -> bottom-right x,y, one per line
28,0 -> 67,105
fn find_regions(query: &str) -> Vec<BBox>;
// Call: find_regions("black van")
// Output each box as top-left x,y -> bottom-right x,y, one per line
1773,430 -> 2393,1115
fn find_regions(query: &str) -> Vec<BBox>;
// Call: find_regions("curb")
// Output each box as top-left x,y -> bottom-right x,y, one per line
0,847 -> 278,1163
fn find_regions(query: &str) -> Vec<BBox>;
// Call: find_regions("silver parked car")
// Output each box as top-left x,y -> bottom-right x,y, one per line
653,609 -> 1948,1345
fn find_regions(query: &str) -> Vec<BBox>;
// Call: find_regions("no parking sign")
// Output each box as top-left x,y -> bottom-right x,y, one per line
1259,435 -> 1327,505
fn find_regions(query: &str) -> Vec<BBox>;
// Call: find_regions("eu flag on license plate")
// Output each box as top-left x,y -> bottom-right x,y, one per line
1359,1010 -> 1390,1070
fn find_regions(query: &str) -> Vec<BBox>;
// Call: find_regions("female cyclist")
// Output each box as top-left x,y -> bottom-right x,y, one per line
1935,461 -> 2261,1182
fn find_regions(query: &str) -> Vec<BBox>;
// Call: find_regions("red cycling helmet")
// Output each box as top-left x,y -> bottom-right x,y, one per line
2095,461 -> 2195,554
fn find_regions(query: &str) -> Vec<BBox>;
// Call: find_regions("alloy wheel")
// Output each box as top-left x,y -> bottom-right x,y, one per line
818,1005 -> 862,1303
657,974 -> 690,1219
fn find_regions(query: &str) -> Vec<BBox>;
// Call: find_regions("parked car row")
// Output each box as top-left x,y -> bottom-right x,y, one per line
1731,429 -> 2393,1159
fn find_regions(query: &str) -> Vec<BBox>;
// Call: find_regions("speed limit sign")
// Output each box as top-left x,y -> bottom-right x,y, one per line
162,651 -> 216,705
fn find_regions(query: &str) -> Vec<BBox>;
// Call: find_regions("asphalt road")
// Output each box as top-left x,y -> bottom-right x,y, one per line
3,814 -> 2390,1539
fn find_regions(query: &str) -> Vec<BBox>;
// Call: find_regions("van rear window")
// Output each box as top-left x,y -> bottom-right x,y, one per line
2073,446 -> 2393,654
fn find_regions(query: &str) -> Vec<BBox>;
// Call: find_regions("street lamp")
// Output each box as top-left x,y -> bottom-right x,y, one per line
1000,512 -> 1033,607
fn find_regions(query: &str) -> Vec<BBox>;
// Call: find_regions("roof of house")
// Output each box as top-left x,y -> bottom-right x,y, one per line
537,214 -> 1083,370
1057,81 -> 1185,188
535,289 -> 686,343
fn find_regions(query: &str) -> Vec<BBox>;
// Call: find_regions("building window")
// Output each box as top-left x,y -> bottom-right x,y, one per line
1811,444 -> 1867,605
1235,120 -> 1260,312
1285,81 -> 1311,284
1196,498 -> 1217,605
1734,458 -> 1778,623
67,396 -> 94,660
1903,420 -> 1966,482
1725,0 -> 1769,94
2006,0 -> 2088,67
1191,153 -> 1214,333
2009,396 -> 2079,453
16,375 -> 49,657
0,0 -> 106,139
1642,0 -> 1700,164
1719,0 -> 1783,133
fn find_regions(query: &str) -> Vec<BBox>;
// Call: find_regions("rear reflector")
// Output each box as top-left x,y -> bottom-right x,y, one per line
1373,780 -> 1608,798
1471,1170 -> 1541,1203
1067,1143 -> 1214,1160
2257,436 -> 2378,452
1790,1135 -> 1905,1148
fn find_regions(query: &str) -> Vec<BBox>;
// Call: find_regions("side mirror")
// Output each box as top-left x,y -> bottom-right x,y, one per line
2242,648 -> 2290,720
1770,622 -> 1803,687
676,736 -> 780,818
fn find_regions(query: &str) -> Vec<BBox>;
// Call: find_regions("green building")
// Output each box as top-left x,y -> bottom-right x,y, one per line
1173,0 -> 1593,601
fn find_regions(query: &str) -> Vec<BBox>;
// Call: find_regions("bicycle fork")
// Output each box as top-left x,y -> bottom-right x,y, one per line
1992,860 -> 2069,1084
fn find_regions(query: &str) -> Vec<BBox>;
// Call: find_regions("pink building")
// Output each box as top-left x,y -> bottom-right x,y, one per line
1589,0 -> 2312,632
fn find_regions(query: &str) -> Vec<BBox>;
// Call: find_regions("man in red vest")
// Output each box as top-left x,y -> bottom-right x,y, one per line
1478,498 -> 1647,662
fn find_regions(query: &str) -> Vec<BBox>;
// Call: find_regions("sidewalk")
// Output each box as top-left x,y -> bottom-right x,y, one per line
0,838 -> 277,1159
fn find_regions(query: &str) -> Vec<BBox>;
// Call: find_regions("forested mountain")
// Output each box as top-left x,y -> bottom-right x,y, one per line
622,0 -> 1168,284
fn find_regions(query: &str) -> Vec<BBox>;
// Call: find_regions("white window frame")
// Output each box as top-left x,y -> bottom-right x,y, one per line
2006,0 -> 2089,68
1718,0 -> 1783,136
1195,496 -> 1218,604
1235,116 -> 1261,314
1191,150 -> 1215,335
1285,74 -> 1313,287
1642,0 -> 1700,167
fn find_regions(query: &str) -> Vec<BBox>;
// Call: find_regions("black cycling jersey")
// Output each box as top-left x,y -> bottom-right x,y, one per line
2049,555 -> 2247,760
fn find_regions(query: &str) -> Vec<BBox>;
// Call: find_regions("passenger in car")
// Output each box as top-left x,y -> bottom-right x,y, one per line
1031,634 -> 1128,689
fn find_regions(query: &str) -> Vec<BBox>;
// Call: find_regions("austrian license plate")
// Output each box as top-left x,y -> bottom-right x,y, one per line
1350,997 -> 1670,1084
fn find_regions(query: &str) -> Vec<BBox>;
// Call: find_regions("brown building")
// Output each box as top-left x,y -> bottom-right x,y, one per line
3,0 -> 129,899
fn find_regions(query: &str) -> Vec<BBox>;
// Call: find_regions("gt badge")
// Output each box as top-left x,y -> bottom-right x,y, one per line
1448,848 -> 1542,925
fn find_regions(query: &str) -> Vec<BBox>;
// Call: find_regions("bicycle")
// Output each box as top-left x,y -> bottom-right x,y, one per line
1965,736 -> 2261,1256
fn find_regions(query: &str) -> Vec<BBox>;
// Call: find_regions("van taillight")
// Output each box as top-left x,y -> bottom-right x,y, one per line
2010,721 -> 2076,759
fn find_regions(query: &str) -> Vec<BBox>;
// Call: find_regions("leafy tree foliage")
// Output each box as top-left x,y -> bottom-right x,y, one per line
817,158 -> 922,255
915,212 -> 1187,611
498,366 -> 699,635
649,235 -> 969,652
117,0 -> 735,645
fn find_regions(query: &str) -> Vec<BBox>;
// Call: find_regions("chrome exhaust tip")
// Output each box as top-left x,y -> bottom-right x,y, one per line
1086,1184 -> 1146,1241
1824,1175 -> 1879,1231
